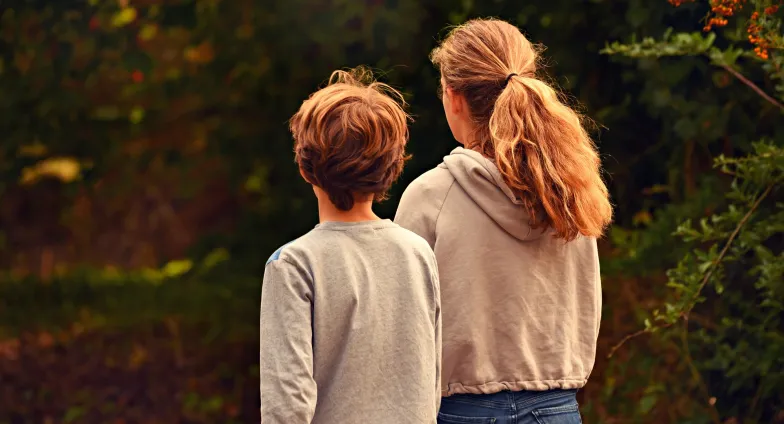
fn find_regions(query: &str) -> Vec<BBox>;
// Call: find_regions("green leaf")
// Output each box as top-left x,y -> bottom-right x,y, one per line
203,248 -> 230,269
129,106 -> 145,124
639,394 -> 658,414
112,7 -> 137,27
709,47 -> 744,67
161,259 -> 193,278
698,260 -> 713,274
138,24 -> 158,41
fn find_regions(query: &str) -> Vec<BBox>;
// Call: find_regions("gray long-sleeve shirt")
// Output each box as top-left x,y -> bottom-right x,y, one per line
260,219 -> 441,423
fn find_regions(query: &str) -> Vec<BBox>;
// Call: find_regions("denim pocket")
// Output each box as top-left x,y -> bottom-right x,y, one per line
438,411 -> 498,424
531,402 -> 582,424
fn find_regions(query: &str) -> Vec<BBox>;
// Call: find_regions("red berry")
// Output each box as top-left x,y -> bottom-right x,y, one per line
131,70 -> 144,83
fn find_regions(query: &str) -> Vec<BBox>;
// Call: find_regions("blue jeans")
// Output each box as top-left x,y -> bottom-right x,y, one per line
437,390 -> 582,424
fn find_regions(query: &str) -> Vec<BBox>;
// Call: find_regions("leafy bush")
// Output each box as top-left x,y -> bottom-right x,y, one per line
603,1 -> 783,422
1,0 -> 783,422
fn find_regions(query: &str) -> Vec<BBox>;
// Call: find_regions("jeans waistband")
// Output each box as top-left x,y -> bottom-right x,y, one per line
442,389 -> 578,410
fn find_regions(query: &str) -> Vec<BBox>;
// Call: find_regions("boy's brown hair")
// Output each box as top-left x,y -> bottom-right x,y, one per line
289,67 -> 411,211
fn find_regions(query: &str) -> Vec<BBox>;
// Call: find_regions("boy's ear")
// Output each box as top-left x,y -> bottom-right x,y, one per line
298,165 -> 313,185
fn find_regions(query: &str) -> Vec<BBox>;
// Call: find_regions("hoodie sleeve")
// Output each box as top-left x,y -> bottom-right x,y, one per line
394,167 -> 455,249
260,256 -> 317,423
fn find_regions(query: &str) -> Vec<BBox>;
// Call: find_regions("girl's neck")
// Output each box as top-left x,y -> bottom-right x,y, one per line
465,142 -> 494,160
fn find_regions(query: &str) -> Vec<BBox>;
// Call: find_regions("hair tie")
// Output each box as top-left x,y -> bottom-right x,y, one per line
504,73 -> 518,86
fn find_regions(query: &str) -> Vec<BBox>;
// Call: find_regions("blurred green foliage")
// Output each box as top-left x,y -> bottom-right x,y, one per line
602,1 -> 783,422
0,0 -> 782,423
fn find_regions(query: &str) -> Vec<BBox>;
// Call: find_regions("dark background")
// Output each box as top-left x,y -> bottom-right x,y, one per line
1,0 -> 782,423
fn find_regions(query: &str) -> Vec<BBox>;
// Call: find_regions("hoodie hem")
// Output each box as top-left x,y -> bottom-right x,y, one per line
443,378 -> 588,397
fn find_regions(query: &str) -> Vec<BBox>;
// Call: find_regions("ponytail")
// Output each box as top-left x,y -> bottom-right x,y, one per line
432,18 -> 612,240
490,75 -> 611,240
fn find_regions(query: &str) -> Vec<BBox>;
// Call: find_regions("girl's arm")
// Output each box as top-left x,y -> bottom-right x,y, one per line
394,170 -> 454,249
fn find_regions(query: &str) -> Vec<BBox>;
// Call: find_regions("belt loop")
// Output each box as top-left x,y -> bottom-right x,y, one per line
508,390 -> 517,415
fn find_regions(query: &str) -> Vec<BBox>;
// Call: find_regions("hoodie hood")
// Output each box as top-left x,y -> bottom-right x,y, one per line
441,147 -> 545,241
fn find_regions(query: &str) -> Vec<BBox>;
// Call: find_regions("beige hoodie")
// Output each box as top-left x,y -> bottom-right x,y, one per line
395,147 -> 601,397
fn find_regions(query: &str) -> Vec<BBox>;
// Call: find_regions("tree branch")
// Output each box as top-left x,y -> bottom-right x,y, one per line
608,184 -> 774,358
721,65 -> 784,111
606,322 -> 673,359
683,183 -> 774,319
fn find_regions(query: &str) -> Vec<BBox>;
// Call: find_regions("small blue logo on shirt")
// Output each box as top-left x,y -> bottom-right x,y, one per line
266,241 -> 294,265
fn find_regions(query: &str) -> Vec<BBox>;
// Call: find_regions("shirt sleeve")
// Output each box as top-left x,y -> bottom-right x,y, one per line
260,257 -> 317,423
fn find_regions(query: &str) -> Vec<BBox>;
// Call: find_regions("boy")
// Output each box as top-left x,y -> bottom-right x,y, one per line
260,68 -> 441,423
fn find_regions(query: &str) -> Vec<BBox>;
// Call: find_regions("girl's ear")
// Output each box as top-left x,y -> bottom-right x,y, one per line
445,87 -> 465,116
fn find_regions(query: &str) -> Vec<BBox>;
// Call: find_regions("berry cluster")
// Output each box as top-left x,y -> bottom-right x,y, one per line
703,0 -> 746,31
748,6 -> 780,60
668,0 -> 781,60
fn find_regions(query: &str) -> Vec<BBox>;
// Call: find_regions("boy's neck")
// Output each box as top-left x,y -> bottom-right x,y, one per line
315,189 -> 380,223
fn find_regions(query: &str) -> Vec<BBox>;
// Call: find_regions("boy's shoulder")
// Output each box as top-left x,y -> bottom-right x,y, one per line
266,241 -> 294,266
387,224 -> 433,253
265,234 -> 313,266
383,225 -> 437,269
265,222 -> 435,267
264,226 -> 337,267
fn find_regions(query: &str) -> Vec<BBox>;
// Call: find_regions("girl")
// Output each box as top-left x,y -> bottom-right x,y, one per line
395,18 -> 612,424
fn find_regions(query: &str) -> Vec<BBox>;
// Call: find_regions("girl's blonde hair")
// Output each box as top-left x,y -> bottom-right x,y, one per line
431,18 -> 612,240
